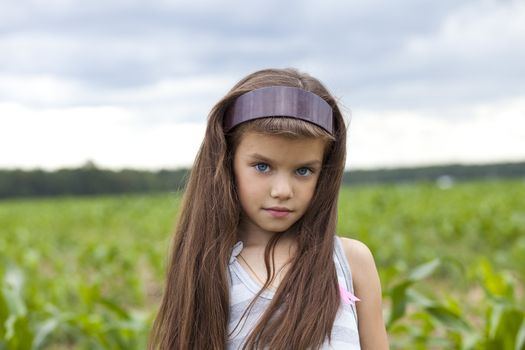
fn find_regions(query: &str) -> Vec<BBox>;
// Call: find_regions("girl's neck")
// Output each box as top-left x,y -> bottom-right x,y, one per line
236,222 -> 297,290
237,221 -> 297,253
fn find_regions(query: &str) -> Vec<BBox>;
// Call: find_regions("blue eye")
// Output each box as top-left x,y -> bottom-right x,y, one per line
255,163 -> 270,173
296,167 -> 313,176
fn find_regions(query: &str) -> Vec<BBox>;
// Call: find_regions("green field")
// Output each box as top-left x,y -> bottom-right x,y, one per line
1,180 -> 524,349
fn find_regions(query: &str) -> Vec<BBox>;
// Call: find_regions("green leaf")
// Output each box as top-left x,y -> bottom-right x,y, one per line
406,289 -> 435,308
489,304 -> 505,339
386,259 -> 443,328
387,280 -> 412,327
408,259 -> 441,282
426,305 -> 470,332
1,265 -> 26,317
517,317 -> 525,350
487,305 -> 524,349
4,315 -> 33,350
31,318 -> 60,350
98,298 -> 130,319
477,259 -> 513,298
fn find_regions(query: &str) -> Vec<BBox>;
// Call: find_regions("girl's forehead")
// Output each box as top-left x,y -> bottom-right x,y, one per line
235,132 -> 326,161
238,131 -> 324,146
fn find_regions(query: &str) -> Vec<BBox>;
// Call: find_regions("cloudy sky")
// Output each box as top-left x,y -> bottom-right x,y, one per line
1,0 -> 524,170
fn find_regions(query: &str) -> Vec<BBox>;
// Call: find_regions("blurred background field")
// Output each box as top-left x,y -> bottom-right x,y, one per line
1,179 -> 524,349
3,1 -> 525,348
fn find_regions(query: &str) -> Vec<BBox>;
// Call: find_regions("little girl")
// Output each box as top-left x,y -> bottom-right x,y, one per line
149,68 -> 388,349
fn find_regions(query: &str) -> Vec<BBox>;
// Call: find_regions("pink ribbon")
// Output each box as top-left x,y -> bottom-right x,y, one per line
339,285 -> 360,305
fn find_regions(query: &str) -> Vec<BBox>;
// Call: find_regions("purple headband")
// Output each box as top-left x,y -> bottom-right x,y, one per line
223,86 -> 333,134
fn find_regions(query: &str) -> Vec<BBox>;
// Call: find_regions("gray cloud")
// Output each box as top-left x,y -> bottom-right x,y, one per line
0,0 -> 523,115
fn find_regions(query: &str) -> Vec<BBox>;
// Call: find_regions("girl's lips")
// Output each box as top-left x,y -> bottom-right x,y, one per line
264,208 -> 292,218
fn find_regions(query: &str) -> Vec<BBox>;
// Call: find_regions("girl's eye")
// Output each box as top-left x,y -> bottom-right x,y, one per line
296,167 -> 313,177
254,163 -> 270,173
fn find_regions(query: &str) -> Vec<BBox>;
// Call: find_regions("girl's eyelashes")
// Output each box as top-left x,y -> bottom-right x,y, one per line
252,162 -> 316,177
254,163 -> 271,173
296,167 -> 314,177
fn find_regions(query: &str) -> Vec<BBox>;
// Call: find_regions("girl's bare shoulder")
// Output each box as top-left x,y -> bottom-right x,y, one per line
337,236 -> 389,349
337,236 -> 376,275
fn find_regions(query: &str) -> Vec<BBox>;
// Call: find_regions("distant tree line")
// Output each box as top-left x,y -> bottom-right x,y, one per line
1,160 -> 524,199
0,161 -> 188,199
343,162 -> 525,185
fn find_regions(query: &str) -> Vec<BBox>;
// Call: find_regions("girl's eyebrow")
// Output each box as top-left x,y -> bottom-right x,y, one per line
248,153 -> 322,167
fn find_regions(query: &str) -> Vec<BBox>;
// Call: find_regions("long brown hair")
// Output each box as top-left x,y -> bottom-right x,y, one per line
148,68 -> 347,350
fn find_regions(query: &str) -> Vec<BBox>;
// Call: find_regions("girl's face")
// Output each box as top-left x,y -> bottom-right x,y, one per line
233,131 -> 325,237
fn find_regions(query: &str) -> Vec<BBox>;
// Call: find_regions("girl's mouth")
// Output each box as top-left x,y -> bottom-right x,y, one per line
264,207 -> 292,218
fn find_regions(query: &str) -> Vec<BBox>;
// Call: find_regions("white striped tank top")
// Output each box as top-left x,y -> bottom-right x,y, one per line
227,236 -> 361,349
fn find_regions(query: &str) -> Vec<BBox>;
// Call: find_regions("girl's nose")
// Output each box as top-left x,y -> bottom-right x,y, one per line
270,175 -> 293,199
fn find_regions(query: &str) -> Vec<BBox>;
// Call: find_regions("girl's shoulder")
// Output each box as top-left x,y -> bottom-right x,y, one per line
337,236 -> 389,349
337,236 -> 376,277
337,236 -> 379,296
